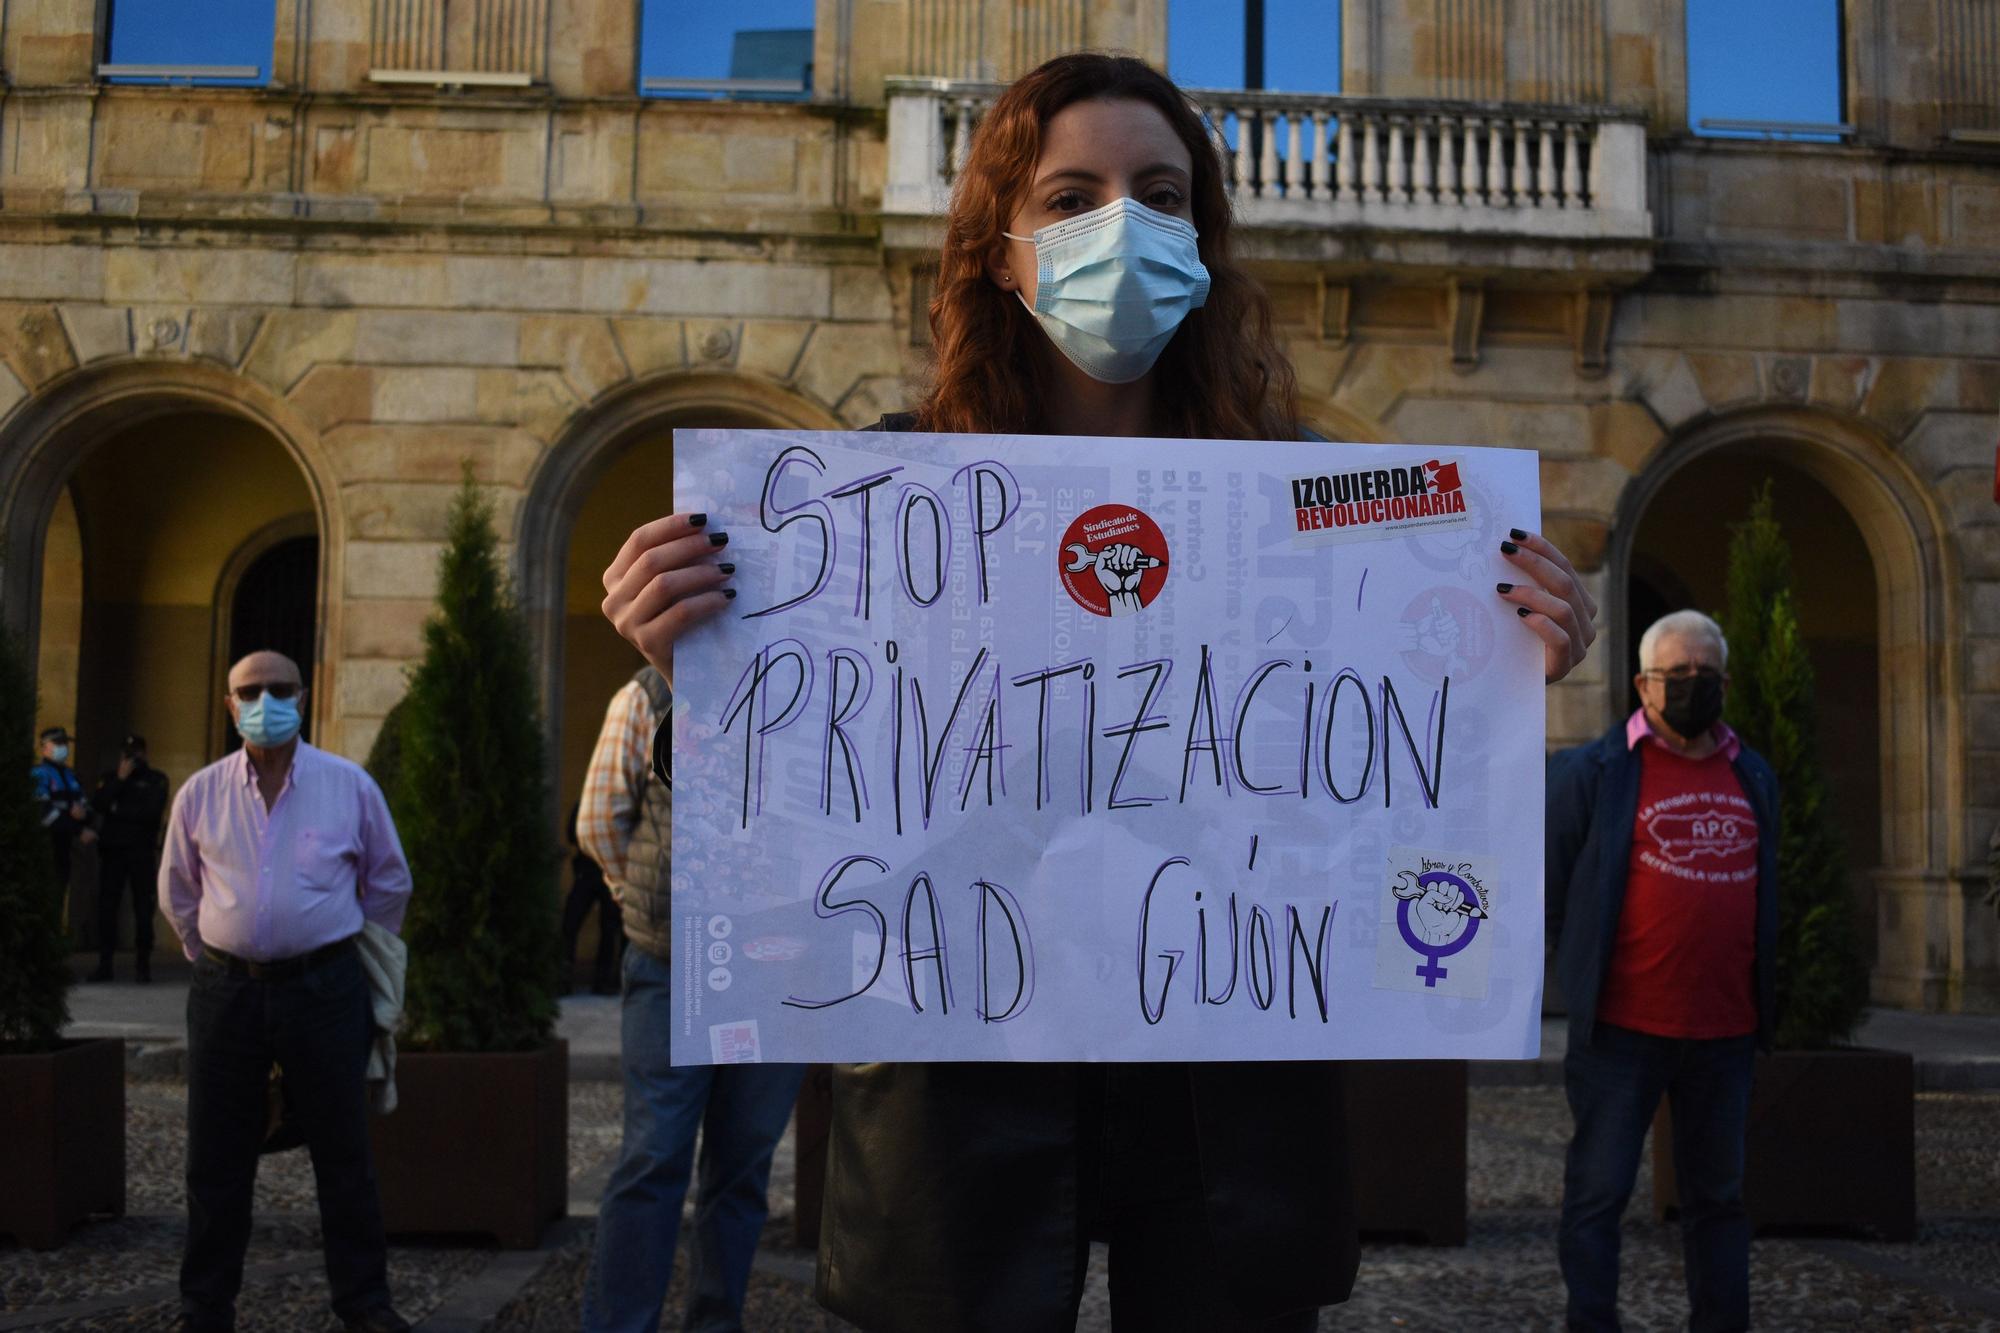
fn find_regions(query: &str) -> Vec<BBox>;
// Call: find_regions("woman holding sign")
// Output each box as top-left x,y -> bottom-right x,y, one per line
601,51 -> 1595,1333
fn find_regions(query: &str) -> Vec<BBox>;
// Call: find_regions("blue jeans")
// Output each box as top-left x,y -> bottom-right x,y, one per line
1559,1023 -> 1756,1333
583,945 -> 805,1333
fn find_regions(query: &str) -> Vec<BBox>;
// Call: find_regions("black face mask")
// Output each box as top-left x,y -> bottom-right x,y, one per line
1659,671 -> 1724,740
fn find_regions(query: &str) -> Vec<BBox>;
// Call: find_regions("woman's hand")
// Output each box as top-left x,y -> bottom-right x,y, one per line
600,512 -> 735,678
1494,528 -> 1597,684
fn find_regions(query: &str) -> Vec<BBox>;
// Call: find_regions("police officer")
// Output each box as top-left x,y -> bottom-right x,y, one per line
88,733 -> 171,983
31,725 -> 93,896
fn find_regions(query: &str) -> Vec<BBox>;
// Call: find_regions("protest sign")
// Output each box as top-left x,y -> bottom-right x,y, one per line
668,429 -> 1545,1065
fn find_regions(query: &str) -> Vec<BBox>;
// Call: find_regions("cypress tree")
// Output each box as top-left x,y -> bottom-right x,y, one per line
1719,482 -> 1869,1048
391,473 -> 561,1052
0,625 -> 71,1047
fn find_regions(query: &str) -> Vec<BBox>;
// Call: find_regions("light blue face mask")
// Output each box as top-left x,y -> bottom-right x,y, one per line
236,692 -> 303,748
1003,196 -> 1211,384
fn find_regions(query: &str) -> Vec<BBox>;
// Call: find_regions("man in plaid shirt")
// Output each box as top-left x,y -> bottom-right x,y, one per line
577,667 -> 804,1333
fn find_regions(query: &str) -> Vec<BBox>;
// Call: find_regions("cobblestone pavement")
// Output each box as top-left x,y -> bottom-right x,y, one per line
3,1084 -> 1995,1331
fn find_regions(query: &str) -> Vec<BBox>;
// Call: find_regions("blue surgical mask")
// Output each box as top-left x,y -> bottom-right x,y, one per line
47,745 -> 68,763
236,693 -> 302,748
1004,196 -> 1211,384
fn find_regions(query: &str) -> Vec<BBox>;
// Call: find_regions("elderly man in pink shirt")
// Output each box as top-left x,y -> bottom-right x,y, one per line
162,650 -> 413,1333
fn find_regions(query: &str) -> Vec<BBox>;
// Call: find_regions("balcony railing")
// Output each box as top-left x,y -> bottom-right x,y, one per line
885,78 -> 1651,242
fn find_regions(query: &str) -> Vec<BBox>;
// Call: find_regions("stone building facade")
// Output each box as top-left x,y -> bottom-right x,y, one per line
0,0 -> 1993,1009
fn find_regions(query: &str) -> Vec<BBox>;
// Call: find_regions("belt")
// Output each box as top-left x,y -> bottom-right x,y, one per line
204,934 -> 356,981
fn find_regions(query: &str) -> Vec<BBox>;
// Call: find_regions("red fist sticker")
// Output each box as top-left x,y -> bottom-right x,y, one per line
1059,504 -> 1169,618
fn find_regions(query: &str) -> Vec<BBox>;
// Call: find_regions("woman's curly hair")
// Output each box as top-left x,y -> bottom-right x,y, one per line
913,51 -> 1301,442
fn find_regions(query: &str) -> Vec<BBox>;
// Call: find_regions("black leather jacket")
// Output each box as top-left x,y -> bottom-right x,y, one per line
815,415 -> 1360,1331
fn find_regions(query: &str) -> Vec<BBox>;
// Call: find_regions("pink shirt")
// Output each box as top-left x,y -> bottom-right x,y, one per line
161,741 -> 413,962
1624,707 -> 1742,762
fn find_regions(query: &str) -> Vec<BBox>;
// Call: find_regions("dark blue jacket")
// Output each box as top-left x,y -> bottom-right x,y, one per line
1545,721 -> 1781,1049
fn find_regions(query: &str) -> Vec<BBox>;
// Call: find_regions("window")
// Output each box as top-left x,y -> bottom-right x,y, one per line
101,0 -> 272,85
1168,0 -> 1340,96
639,1 -> 814,100
1687,0 -> 1845,141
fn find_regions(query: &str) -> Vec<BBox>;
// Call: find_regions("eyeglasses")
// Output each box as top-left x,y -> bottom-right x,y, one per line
1640,666 -> 1723,684
230,682 -> 301,703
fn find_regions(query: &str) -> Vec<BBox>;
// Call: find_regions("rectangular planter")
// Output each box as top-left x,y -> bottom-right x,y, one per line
368,1040 -> 568,1249
1652,1046 -> 1914,1241
1345,1059 -> 1467,1245
0,1037 -> 125,1248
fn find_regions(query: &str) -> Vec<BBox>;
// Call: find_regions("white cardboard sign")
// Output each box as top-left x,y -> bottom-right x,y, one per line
668,429 -> 1545,1065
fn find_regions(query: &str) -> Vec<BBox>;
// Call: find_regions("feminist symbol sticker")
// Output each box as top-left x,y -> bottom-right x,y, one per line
1371,847 -> 1496,999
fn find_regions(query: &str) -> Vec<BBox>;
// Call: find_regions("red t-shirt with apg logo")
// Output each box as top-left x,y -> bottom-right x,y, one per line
1596,722 -> 1760,1040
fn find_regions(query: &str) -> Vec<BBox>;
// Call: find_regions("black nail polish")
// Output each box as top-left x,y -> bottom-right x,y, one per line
1496,582 -> 1514,594
1517,606 -> 1531,618
718,562 -> 736,575
1510,527 -> 1527,541
724,588 -> 738,600
689,513 -> 708,528
1500,540 -> 1519,555
709,532 -> 730,547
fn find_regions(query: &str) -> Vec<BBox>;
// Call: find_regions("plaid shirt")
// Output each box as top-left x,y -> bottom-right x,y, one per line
577,679 -> 659,895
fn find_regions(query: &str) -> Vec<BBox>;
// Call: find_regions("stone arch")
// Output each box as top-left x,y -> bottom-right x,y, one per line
517,370 -> 845,800
0,359 -> 341,740
1605,402 -> 1967,1008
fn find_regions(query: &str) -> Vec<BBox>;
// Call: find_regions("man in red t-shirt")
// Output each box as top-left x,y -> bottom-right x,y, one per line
1546,610 -> 1780,1333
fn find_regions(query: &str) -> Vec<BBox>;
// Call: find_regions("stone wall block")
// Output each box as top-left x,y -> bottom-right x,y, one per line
187,308 -> 266,368
837,375 -> 909,427
794,327 -> 901,417
520,316 -> 631,403
1680,352 -> 1760,411
1330,344 -> 1440,424
354,311 -> 522,366
1956,527 -> 2000,581
475,369 -> 581,442
104,249 -> 295,306
0,361 -> 26,420
1969,581 -> 2000,638
1628,350 -> 1706,431
1547,681 -> 1606,748
1958,361 -> 2000,415
1540,456 -> 1634,515
612,320 -> 688,377
1931,468 -> 1997,533
341,599 -> 435,660
1898,412 -> 1995,485
289,364 -> 377,431
1541,514 -> 1611,573
1391,398 -> 1592,455
335,658 -> 414,719
0,244 -> 105,304
1809,355 -> 1876,413
1970,694 -> 2000,751
324,424 -> 545,486
302,255 -> 455,309
344,481 -> 521,542
243,310 -> 360,395
1862,358 -> 1958,437
736,321 -> 816,384
1589,400 -> 1665,474
345,541 -> 447,599
1969,638 -> 2000,693
0,303 -> 79,387
57,306 -> 134,363
831,266 -> 895,323
373,367 -> 480,423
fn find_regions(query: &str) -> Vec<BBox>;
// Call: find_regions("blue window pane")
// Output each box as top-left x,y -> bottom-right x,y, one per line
1169,1 -> 1339,94
1687,0 -> 1843,140
640,1 -> 815,99
104,0 -> 272,84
